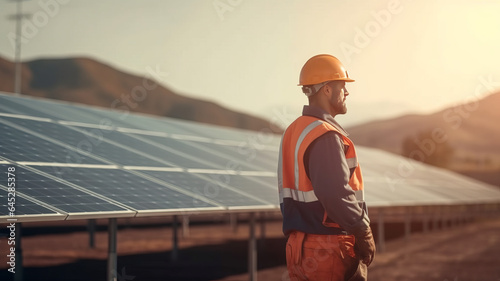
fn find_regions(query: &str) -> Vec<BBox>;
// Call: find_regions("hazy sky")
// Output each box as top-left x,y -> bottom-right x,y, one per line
1,0 -> 499,127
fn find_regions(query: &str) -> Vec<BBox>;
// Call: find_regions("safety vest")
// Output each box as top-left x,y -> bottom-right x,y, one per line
278,115 -> 365,234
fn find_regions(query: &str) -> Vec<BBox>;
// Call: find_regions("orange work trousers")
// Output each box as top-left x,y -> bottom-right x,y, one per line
286,231 -> 359,281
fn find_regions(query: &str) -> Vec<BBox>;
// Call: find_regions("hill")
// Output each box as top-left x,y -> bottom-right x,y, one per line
348,92 -> 500,186
0,55 -> 279,133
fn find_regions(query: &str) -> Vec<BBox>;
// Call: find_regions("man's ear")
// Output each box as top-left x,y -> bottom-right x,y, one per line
322,84 -> 332,98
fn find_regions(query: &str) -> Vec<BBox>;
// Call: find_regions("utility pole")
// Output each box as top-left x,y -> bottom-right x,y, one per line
7,0 -> 31,95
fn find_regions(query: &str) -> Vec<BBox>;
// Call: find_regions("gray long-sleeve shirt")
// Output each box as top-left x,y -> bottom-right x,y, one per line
302,105 -> 370,236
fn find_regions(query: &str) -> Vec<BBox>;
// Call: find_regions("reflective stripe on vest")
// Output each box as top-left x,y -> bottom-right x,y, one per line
278,116 -> 364,229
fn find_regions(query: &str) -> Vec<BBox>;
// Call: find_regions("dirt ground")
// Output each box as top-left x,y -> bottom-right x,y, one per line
1,216 -> 500,281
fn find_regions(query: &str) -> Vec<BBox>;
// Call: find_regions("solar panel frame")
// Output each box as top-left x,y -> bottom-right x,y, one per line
76,127 -> 221,170
0,185 -> 67,223
0,93 -> 133,128
33,166 -> 227,215
0,164 -> 137,220
3,117 -> 168,167
200,172 -> 279,206
137,134 -> 269,172
70,103 -> 200,135
358,146 -> 500,207
0,117 -> 108,165
194,142 -> 278,171
138,169 -> 276,209
0,95 -> 59,119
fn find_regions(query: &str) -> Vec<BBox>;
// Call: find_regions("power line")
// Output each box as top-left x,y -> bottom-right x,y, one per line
6,0 -> 31,95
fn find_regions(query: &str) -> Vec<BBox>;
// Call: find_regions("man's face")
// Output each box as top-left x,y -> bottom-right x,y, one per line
326,81 -> 349,116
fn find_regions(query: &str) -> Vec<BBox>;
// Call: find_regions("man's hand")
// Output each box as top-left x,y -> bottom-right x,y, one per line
354,227 -> 376,266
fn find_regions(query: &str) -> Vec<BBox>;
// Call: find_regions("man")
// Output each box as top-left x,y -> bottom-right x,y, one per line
278,54 -> 375,281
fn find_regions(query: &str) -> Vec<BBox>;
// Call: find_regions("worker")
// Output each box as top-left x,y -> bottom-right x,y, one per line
278,54 -> 375,280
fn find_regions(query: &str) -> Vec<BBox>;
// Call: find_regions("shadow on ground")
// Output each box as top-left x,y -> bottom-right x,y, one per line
0,238 -> 287,281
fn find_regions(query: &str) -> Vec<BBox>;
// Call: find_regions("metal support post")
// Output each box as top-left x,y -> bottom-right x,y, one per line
107,218 -> 118,281
259,212 -> 266,248
13,0 -> 24,95
432,206 -> 439,232
404,207 -> 411,242
171,215 -> 179,261
442,207 -> 448,231
182,215 -> 190,237
248,212 -> 257,281
230,213 -> 238,233
450,213 -> 457,228
423,208 -> 429,234
377,210 -> 385,253
15,223 -> 23,281
88,219 -> 96,248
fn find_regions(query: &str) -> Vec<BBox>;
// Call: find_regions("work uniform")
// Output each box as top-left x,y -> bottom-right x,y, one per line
278,105 -> 370,280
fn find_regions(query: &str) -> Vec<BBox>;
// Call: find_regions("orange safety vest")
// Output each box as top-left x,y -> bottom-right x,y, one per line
278,115 -> 365,234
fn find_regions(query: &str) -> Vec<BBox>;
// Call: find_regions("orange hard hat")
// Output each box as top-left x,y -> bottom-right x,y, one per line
298,54 -> 354,86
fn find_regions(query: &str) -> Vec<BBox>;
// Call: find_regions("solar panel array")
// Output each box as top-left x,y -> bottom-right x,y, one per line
0,93 -> 278,222
1,92 -> 500,223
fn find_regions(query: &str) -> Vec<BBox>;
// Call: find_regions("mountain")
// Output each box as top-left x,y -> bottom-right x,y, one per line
0,56 -> 280,133
347,92 -> 500,186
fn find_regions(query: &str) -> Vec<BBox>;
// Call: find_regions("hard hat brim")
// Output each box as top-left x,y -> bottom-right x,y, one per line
297,78 -> 355,86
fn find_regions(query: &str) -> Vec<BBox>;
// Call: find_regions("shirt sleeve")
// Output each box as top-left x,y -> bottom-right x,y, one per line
305,131 -> 370,235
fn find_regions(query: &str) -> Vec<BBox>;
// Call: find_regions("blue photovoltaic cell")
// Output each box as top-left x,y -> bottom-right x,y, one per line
76,129 -> 217,169
358,147 -> 500,206
49,103 -> 136,128
138,135 -> 262,171
165,117 -> 258,141
4,117 -> 167,167
254,148 -> 279,163
35,167 -> 219,210
0,94 -> 119,125
75,105 -> 198,135
0,165 -> 128,213
202,173 -> 278,204
0,95 -> 57,119
139,170 -> 268,207
0,187 -> 58,216
18,98 -> 109,124
0,118 -> 106,164
196,142 -> 277,171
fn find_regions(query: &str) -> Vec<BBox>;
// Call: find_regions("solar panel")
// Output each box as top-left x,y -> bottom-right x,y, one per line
33,166 -> 223,213
0,95 -> 58,119
137,134 -> 266,171
0,118 -> 106,165
62,105 -> 153,129
75,128 -> 218,169
163,115 -> 266,142
0,165 -> 133,217
1,91 -> 500,224
0,186 -> 63,219
74,104 -> 200,135
138,170 -> 273,207
183,123 -> 256,141
196,142 -> 277,171
201,173 -> 279,204
358,147 -> 500,206
363,179 -> 453,206
4,117 -> 167,167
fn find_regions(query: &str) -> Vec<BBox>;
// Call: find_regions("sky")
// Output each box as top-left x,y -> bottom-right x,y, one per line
1,0 -> 500,128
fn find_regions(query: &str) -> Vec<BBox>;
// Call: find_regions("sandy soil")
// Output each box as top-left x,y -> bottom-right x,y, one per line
1,217 -> 500,281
